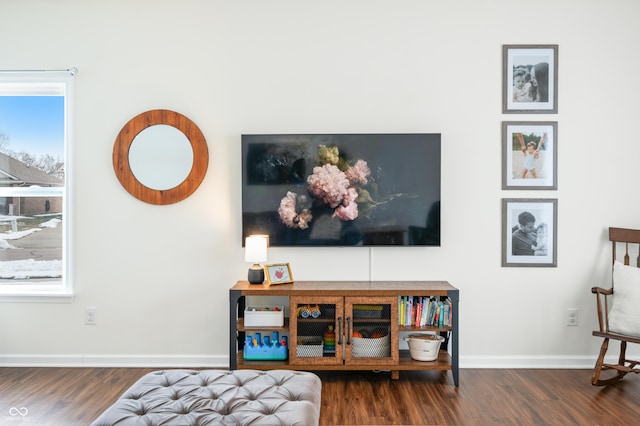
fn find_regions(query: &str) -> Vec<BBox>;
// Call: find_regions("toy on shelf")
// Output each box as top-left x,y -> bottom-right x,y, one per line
297,304 -> 321,318
243,331 -> 288,361
323,324 -> 336,354
244,306 -> 284,328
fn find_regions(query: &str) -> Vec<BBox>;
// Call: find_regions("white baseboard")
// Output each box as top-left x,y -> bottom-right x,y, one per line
460,355 -> 605,369
0,354 -> 628,369
0,354 -> 229,368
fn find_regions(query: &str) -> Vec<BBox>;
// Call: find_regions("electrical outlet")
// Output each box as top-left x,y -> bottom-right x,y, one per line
566,308 -> 578,326
84,307 -> 97,325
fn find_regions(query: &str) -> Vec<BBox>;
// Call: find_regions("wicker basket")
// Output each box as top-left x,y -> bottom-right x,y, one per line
296,336 -> 323,357
352,334 -> 390,358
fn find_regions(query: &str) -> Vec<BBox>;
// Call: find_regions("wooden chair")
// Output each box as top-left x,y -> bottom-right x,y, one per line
591,227 -> 640,385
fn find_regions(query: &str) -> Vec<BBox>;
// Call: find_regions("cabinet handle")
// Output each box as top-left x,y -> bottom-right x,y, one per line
347,317 -> 352,345
337,317 -> 343,345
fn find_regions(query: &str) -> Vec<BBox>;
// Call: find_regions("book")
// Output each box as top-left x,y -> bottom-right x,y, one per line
407,296 -> 413,326
415,297 -> 422,327
428,298 -> 438,326
421,297 -> 429,327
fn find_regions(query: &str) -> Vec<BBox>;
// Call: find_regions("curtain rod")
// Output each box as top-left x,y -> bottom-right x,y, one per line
0,67 -> 78,75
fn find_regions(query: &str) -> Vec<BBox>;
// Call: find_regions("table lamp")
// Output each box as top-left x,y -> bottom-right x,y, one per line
245,235 -> 268,284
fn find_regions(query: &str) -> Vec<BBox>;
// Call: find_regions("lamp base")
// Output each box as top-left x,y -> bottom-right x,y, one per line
248,265 -> 264,284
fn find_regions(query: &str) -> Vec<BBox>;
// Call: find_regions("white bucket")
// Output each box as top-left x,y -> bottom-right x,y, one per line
403,333 -> 444,361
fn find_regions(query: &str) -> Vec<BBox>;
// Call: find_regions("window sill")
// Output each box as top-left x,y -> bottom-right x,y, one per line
0,291 -> 74,303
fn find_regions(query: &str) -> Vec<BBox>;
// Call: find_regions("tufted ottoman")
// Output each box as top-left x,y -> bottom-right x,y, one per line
90,369 -> 322,426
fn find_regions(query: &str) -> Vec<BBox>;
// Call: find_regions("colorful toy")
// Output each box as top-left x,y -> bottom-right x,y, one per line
297,304 -> 321,318
244,331 -> 288,361
323,325 -> 336,352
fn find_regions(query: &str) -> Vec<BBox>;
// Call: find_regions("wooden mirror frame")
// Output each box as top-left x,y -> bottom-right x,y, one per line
113,109 -> 209,205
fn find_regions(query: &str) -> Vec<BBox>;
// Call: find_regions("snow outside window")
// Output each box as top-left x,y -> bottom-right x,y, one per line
0,76 -> 73,301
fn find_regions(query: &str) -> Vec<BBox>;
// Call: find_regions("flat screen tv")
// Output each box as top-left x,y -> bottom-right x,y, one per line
242,134 -> 440,246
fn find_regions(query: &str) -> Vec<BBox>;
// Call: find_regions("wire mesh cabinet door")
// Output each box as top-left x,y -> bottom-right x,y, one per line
289,296 -> 344,366
345,296 -> 399,366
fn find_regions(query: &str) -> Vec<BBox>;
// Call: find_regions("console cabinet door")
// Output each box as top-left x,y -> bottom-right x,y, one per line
345,296 -> 398,366
289,296 -> 344,365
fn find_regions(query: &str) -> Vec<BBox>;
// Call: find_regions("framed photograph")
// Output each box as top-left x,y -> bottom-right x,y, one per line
264,263 -> 294,285
502,121 -> 557,190
503,44 -> 558,113
502,198 -> 557,267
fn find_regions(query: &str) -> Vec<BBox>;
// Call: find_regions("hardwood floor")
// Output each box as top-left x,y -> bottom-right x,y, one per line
1,367 -> 640,425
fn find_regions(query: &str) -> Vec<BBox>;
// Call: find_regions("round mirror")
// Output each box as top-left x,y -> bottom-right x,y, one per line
128,124 -> 194,190
113,110 -> 208,205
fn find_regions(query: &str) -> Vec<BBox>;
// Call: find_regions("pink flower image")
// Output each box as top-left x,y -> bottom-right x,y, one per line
307,164 -> 350,208
333,187 -> 359,221
345,159 -> 370,185
277,145 -> 375,228
278,191 -> 312,229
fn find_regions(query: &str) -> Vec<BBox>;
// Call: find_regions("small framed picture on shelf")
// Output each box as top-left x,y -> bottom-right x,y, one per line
503,44 -> 558,113
502,121 -> 557,190
502,198 -> 557,267
264,263 -> 294,285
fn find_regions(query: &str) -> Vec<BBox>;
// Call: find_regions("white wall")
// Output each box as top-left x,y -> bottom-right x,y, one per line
1,0 -> 639,368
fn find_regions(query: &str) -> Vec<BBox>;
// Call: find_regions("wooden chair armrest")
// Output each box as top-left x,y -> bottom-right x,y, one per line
591,286 -> 613,295
592,286 -> 613,332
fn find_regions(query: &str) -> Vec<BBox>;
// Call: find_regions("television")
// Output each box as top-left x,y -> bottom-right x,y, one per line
242,134 -> 440,246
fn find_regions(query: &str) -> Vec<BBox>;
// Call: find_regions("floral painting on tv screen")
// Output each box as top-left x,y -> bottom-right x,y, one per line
242,134 -> 441,246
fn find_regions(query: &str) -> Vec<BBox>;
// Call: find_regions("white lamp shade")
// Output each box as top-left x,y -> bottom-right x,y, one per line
245,235 -> 268,263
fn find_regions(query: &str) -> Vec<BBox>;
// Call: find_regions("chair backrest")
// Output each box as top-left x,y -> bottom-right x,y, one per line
592,228 -> 640,386
610,227 -> 640,268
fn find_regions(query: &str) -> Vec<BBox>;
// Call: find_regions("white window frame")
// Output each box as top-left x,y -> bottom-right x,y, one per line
0,74 -> 73,302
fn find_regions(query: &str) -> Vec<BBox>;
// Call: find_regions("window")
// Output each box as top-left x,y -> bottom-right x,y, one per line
0,74 -> 73,301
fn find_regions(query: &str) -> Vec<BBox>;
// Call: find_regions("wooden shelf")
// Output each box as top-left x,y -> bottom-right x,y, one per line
231,280 -> 456,296
230,281 -> 459,385
399,325 -> 452,333
238,318 -> 289,332
397,350 -> 452,370
236,350 -> 452,371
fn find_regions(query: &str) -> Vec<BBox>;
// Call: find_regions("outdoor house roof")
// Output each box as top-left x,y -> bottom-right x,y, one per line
0,152 -> 63,187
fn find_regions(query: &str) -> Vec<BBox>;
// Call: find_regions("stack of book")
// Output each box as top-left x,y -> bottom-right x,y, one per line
398,296 -> 452,327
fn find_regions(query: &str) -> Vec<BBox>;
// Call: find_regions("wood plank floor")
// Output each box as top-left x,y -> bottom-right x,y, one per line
1,367 -> 640,425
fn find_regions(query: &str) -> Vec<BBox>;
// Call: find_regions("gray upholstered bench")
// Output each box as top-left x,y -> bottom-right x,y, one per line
91,369 -> 322,426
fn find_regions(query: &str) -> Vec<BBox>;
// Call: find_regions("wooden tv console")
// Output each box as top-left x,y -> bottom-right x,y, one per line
229,280 -> 459,385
